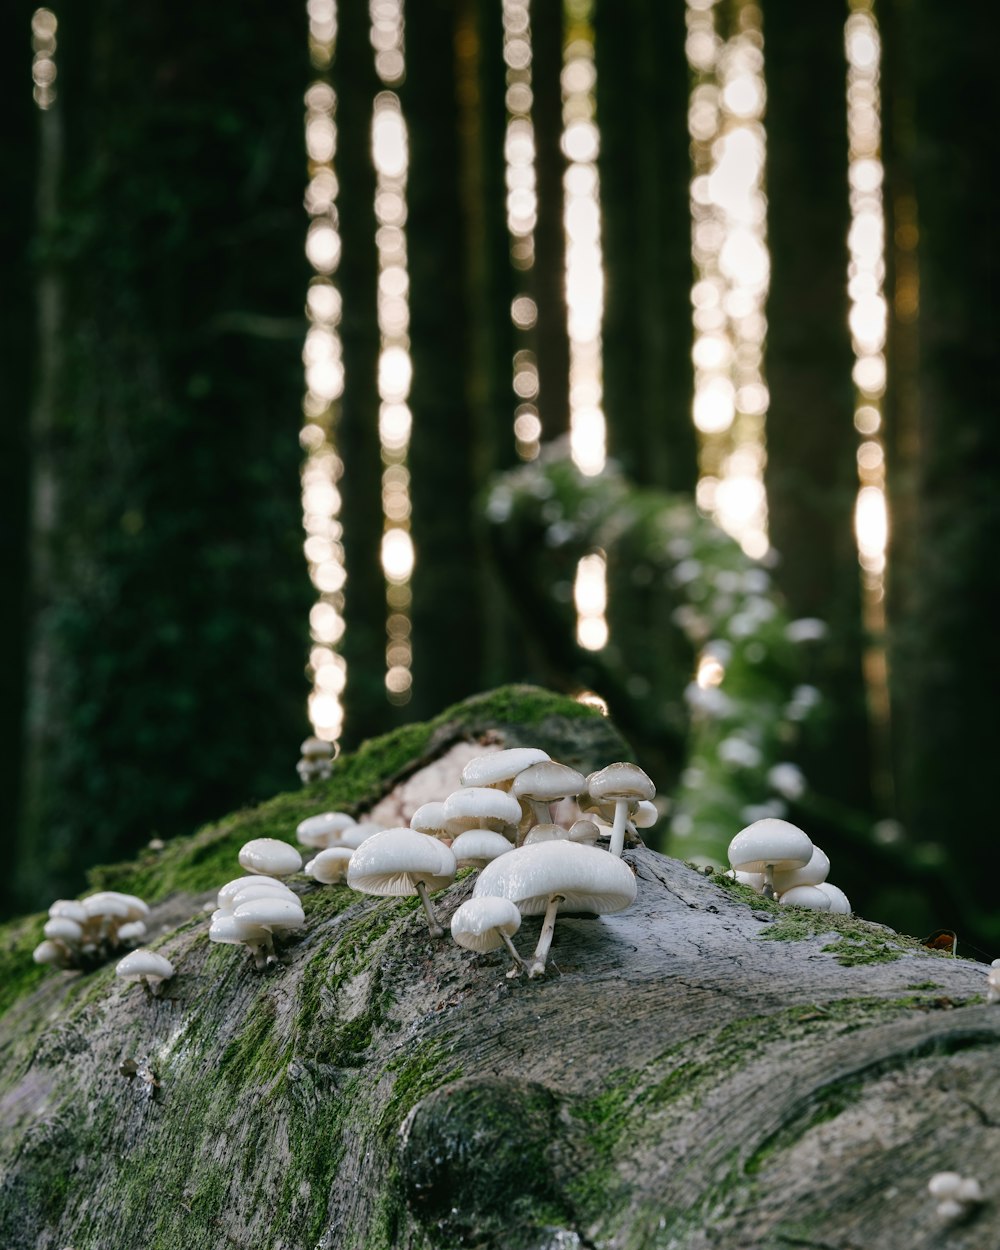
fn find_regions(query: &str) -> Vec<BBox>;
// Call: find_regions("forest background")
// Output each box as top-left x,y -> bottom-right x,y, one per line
0,0 -> 996,958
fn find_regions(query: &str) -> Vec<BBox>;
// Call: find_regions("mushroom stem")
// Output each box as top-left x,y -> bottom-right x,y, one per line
529,799 -> 552,826
140,977 -> 154,1001
527,893 -> 564,978
500,930 -> 528,975
250,943 -> 268,972
413,878 -> 445,938
762,864 -> 776,900
608,800 -> 629,858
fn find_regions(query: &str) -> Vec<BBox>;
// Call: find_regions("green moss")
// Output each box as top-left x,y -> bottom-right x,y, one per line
0,912 -> 49,1015
378,1040 -> 463,1143
755,907 -> 960,967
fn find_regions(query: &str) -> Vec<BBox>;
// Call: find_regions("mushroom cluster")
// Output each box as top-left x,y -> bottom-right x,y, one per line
928,1171 -> 984,1220
296,811 -> 382,885
209,870 -> 305,970
33,891 -> 152,971
296,735 -> 336,785
726,818 -> 851,913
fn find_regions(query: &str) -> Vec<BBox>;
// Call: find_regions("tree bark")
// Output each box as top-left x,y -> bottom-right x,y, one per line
2,686 -> 996,1250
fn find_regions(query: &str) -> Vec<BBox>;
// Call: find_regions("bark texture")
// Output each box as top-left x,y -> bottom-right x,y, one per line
0,687 -> 996,1250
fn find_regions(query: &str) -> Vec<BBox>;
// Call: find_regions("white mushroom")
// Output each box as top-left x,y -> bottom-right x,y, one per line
450,897 -> 526,972
209,913 -> 273,969
115,949 -> 175,997
727,818 -> 814,900
449,828 -> 515,869
409,801 -> 452,841
232,896 -> 305,969
778,885 -> 832,911
587,762 -> 656,858
346,827 -> 457,937
459,747 -> 550,790
304,846 -> 354,885
512,760 -> 586,827
295,811 -> 357,850
814,882 -> 851,914
473,840 -> 637,977
442,787 -> 522,840
237,838 -> 303,878
216,875 -> 297,911
772,844 -> 830,893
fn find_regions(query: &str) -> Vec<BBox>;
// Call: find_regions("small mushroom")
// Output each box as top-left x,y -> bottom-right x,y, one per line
473,840 -> 637,977
237,838 -> 303,878
231,895 -> 305,968
587,762 -> 656,858
449,828 -> 515,869
778,885 -> 831,911
772,844 -> 831,893
346,827 -> 457,937
814,882 -> 851,914
296,811 -> 358,850
304,846 -> 354,884
450,897 -> 526,973
459,747 -> 550,790
512,760 -> 586,827
115,949 -> 175,998
442,787 -> 522,841
727,818 -> 813,900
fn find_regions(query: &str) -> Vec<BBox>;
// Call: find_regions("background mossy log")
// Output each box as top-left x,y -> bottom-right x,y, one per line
0,686 -> 997,1250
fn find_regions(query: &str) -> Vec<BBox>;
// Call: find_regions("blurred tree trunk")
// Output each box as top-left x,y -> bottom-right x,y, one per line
762,1 -> 875,831
0,4 -> 38,919
335,1 -> 392,747
530,0 -> 571,440
16,0 -> 314,912
403,0 -> 485,718
594,0 -> 698,494
882,1 -> 1000,940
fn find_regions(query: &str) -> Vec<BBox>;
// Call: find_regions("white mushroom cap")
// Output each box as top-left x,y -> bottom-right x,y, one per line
928,1173 -> 964,1200
957,1177 -> 984,1204
587,761 -> 656,804
44,917 -> 84,943
778,885 -> 832,911
936,1199 -> 965,1220
459,747 -> 550,789
730,870 -> 766,890
450,897 -> 522,953
82,893 -> 133,921
48,899 -> 88,924
727,818 -> 813,874
115,949 -> 175,984
305,847 -> 354,884
632,800 -> 659,829
512,760 -> 586,804
567,818 -> 601,846
209,914 -> 270,946
773,844 -> 830,892
443,787 -> 522,837
117,920 -> 148,945
473,840 -> 637,916
814,882 -> 851,914
522,823 -> 569,845
409,801 -> 451,839
230,882 -> 300,911
300,735 -> 334,760
217,875 -> 297,910
233,896 -> 305,932
33,939 -> 69,966
296,811 -> 357,849
237,838 -> 303,878
343,822 -> 382,848
347,828 -> 457,896
449,828 -> 515,868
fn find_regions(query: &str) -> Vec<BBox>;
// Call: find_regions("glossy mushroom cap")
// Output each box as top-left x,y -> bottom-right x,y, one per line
237,838 -> 303,878
443,787 -> 522,838
450,897 -> 522,953
473,839 -> 637,916
814,882 -> 851,914
727,818 -> 813,873
115,949 -> 175,984
232,895 -> 305,932
772,844 -> 830,892
459,747 -> 550,789
512,760 -> 586,804
296,811 -> 357,849
778,885 -> 831,911
305,847 -> 354,884
346,828 -> 457,896
217,875 -> 298,911
587,762 -> 656,805
409,801 -> 451,840
449,828 -> 515,868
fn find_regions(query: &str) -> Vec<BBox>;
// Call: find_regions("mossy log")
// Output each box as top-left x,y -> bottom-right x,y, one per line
1,687 -> 996,1250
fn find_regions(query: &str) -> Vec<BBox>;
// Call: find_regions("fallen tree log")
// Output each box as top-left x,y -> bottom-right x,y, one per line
0,686 -> 996,1250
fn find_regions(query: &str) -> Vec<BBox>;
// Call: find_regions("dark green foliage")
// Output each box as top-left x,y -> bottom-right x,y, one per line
14,0 -> 315,914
